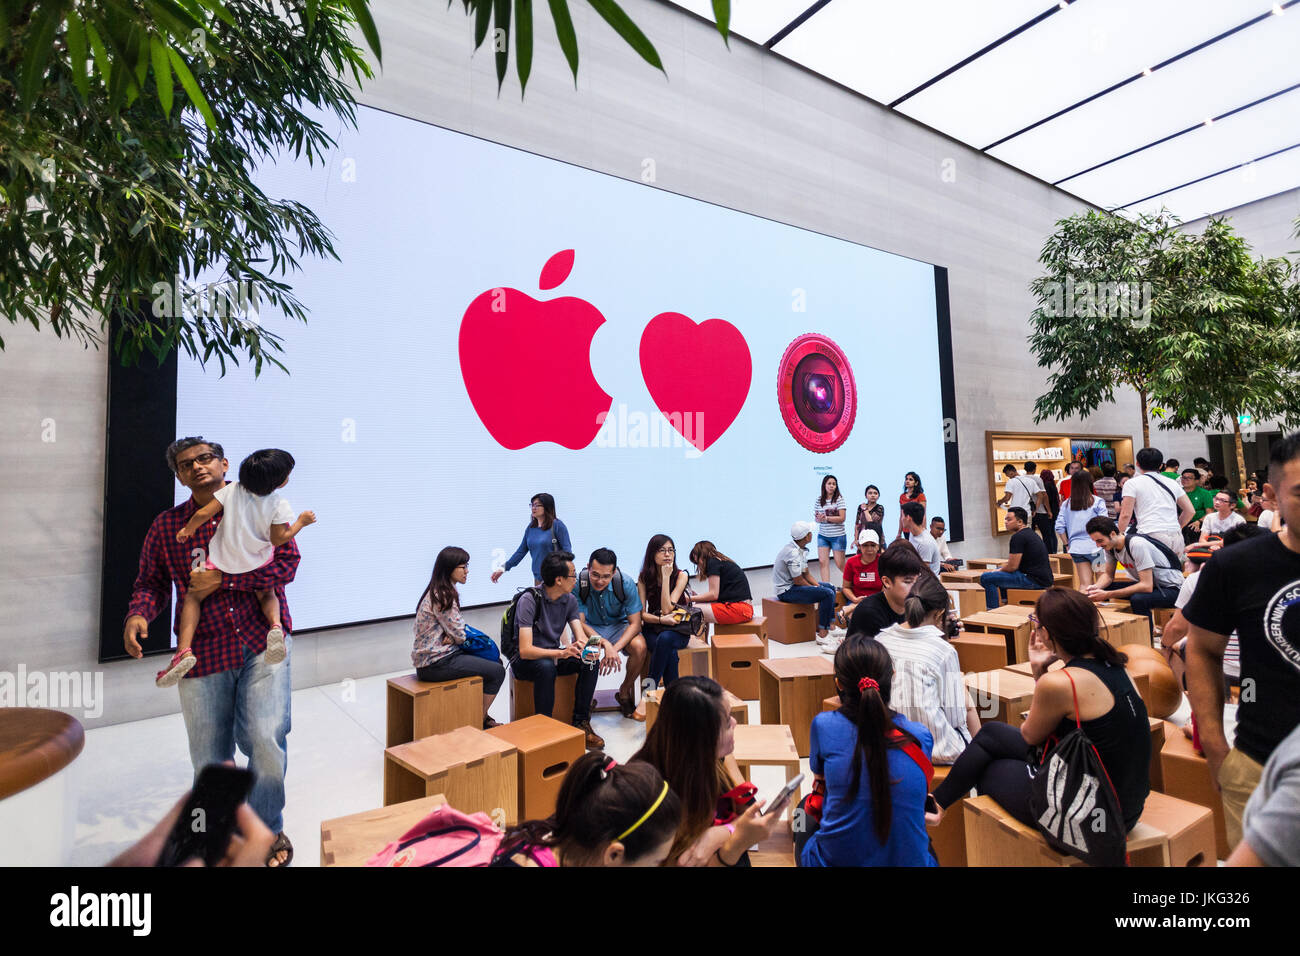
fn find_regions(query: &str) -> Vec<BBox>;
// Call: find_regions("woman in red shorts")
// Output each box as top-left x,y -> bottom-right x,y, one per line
686,541 -> 754,625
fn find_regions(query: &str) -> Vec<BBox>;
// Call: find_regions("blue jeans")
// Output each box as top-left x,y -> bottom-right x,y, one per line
780,583 -> 838,629
177,635 -> 292,834
979,571 -> 1041,610
512,655 -> 600,723
643,626 -> 691,686
817,534 -> 847,551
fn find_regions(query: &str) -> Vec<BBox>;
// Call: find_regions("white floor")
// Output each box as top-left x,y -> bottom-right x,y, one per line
68,629 -> 1222,867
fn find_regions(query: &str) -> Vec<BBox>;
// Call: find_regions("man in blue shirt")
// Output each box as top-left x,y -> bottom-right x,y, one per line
577,547 -> 645,719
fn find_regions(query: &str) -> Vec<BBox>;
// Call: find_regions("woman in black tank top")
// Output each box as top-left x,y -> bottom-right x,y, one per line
932,588 -> 1150,833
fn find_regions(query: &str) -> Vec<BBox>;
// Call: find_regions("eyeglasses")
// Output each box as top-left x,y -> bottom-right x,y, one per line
1028,613 -> 1041,629
175,452 -> 218,473
657,547 -> 675,555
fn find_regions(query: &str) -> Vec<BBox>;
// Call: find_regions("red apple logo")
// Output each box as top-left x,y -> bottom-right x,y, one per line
459,250 -> 614,450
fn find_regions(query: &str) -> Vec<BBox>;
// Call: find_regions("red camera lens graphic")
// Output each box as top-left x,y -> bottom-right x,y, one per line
777,333 -> 857,453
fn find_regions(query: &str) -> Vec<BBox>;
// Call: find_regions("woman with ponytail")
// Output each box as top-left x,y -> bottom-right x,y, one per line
795,635 -> 937,866
930,587 -> 1149,831
491,751 -> 681,866
875,571 -> 981,764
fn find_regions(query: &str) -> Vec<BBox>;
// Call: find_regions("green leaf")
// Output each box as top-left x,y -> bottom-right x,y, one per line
493,0 -> 511,92
345,0 -> 383,63
587,0 -> 663,72
306,0 -> 319,26
712,0 -> 730,46
18,2 -> 63,110
473,0 -> 492,49
515,0 -> 533,94
85,21 -> 112,88
166,46 -> 217,129
151,37 -> 174,116
66,13 -> 90,99
548,0 -> 578,83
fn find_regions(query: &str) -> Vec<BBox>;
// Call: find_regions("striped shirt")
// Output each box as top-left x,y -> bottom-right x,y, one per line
875,623 -> 973,764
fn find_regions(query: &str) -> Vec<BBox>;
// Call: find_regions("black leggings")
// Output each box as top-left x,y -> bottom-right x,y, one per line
932,722 -> 1034,826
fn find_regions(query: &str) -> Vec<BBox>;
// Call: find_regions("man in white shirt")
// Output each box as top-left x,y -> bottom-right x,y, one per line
930,516 -> 958,572
774,521 -> 838,639
1084,515 -> 1184,629
997,464 -> 1042,516
1117,446 -> 1195,559
900,501 -> 940,574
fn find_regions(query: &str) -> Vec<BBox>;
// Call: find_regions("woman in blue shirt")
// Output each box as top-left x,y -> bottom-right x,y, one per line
492,492 -> 572,586
795,634 -> 937,867
1053,470 -> 1108,587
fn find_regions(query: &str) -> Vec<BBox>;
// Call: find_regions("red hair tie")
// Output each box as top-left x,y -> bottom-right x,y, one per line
858,677 -> 879,693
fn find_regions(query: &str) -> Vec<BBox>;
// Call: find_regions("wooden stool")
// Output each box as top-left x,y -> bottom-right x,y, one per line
1095,598 -> 1132,614
1160,722 -> 1230,860
965,558 -> 1004,570
947,582 -> 989,619
383,725 -> 518,825
321,793 -> 447,866
714,616 -> 768,655
929,764 -> 965,867
677,635 -> 712,679
1148,718 -> 1166,793
486,715 -> 585,821
1051,573 -> 1074,588
386,674 -> 483,747
987,603 -> 1032,622
964,791 -> 1214,867
762,598 -> 818,645
951,633 -> 1008,673
1004,588 -> 1045,608
941,569 -> 986,585
961,612 -> 1032,664
712,633 -> 766,699
1151,607 -> 1176,634
964,668 -> 1037,726
1099,611 -> 1151,648
732,723 -> 802,807
644,687 -> 747,732
511,670 -> 578,722
759,657 -> 837,757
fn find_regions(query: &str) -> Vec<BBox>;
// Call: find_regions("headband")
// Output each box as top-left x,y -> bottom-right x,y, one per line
615,781 -> 670,842
858,677 -> 880,693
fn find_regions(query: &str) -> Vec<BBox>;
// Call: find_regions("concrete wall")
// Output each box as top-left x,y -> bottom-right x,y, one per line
1,0 -> 1227,726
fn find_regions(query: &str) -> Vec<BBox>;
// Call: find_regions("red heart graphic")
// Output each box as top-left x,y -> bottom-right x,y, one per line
639,312 -> 751,451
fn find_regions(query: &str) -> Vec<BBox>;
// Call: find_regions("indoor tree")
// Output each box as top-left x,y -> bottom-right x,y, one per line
1147,217 -> 1300,487
0,0 -> 731,370
1027,208 -> 1180,446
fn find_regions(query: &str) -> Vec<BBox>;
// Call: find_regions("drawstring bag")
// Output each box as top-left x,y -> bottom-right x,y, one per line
366,805 -> 504,867
1027,669 -> 1127,867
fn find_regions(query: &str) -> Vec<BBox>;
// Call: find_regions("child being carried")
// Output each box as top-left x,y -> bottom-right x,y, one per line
157,448 -> 316,687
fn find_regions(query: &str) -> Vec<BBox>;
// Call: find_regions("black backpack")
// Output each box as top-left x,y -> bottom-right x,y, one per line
500,587 -> 543,664
576,567 -> 626,604
1028,670 -> 1128,867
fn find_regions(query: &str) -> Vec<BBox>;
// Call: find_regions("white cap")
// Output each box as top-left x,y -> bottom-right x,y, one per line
858,528 -> 880,546
790,521 -> 815,541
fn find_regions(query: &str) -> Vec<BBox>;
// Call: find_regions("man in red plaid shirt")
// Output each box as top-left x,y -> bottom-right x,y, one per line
124,437 -> 299,866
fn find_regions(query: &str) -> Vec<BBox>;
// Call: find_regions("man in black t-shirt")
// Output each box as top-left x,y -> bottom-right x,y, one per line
847,542 -> 924,638
979,507 -> 1053,609
1183,432 -> 1300,849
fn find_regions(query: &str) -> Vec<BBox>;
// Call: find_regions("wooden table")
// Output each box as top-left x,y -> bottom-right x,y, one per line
951,633 -> 1009,673
965,558 -> 1006,570
321,793 -> 447,866
731,724 -> 802,807
946,582 -> 988,619
964,668 -> 1037,726
1099,611 -> 1152,648
941,569 -> 986,585
759,657 -> 837,757
961,612 -> 1032,664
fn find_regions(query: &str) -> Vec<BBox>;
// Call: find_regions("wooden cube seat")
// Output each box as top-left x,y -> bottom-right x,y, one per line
946,582 -> 988,620
711,633 -> 766,700
321,793 -> 448,866
510,669 -> 577,722
487,715 -> 585,821
386,674 -> 483,747
961,613 -> 1032,664
383,726 -> 519,825
761,598 -> 818,645
964,791 -> 1215,867
759,656 -> 837,757
677,635 -> 712,679
644,687 -> 747,732
1159,721 -> 1230,859
951,633 -> 1009,673
1004,588 -> 1047,608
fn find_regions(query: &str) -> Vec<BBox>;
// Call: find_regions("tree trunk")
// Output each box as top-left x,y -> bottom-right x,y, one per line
1138,386 -> 1150,448
1232,416 -> 1248,490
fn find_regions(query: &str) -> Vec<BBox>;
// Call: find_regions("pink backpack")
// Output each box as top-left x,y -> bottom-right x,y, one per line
367,805 -> 505,867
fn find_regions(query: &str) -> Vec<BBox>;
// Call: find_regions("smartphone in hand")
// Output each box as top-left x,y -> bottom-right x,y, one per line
156,764 -> 254,867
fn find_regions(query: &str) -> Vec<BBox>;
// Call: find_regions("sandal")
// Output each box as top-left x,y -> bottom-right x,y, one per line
267,831 -> 293,867
483,715 -> 502,730
615,688 -> 636,719
156,649 -> 196,688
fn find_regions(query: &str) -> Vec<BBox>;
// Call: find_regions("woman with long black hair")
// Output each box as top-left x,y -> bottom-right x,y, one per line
898,471 -> 926,539
637,533 -> 692,690
795,635 -> 936,866
413,546 -> 506,729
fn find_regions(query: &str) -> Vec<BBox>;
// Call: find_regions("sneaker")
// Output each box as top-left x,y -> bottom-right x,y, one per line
576,720 -> 605,750
156,649 -> 196,688
265,626 -> 286,665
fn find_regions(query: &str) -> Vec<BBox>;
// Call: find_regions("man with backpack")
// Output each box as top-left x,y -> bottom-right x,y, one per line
576,547 -> 646,719
1084,516 -> 1184,627
1117,446 -> 1195,560
503,550 -> 606,749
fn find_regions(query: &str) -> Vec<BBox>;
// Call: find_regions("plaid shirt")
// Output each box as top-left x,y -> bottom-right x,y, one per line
127,489 -> 301,678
